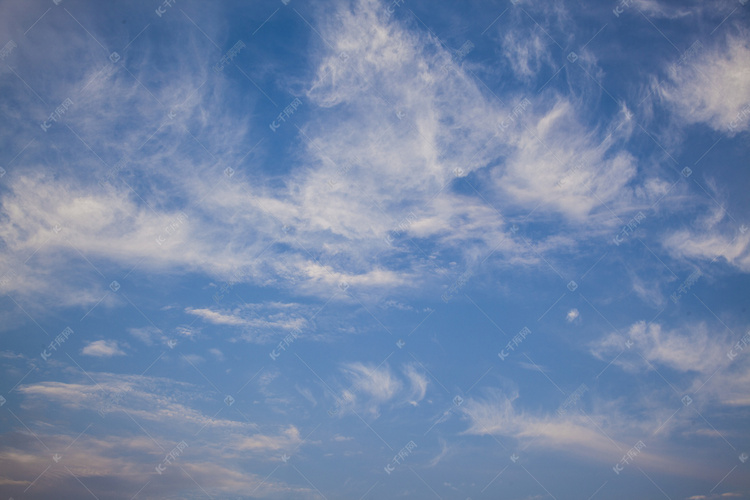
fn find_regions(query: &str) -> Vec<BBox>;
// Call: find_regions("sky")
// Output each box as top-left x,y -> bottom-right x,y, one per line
0,0 -> 749,499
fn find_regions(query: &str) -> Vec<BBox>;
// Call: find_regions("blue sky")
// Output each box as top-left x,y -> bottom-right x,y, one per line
1,0 -> 749,498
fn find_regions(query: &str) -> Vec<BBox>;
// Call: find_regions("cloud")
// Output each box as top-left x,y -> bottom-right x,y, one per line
18,375 -> 250,432
664,225 -> 750,272
493,99 -> 639,221
501,27 -> 552,81
403,363 -> 429,405
0,430 -> 315,500
633,0 -> 695,19
184,303 -> 310,342
0,0 -> 664,320
81,340 -> 125,357
461,388 -> 623,459
296,384 -> 318,407
0,173 -> 210,309
658,33 -> 750,135
341,362 -> 402,409
175,325 -> 199,337
589,319 -> 750,407
686,494 -> 745,500
378,299 -> 432,313
299,0 -> 530,263
337,361 -> 429,416
662,204 -> 750,272
15,371 -> 319,465
517,361 -> 550,373
237,426 -> 302,453
566,308 -> 579,322
0,1 -> 747,497
128,326 -> 165,346
427,437 -> 450,467
590,321 -> 730,374
459,387 -> 713,477
629,272 -> 668,308
185,307 -> 248,326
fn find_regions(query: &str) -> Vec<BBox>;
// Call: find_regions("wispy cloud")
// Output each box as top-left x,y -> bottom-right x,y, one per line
81,340 -> 125,357
662,204 -> 750,272
590,320 -> 730,374
657,33 -> 750,135
337,361 -> 429,417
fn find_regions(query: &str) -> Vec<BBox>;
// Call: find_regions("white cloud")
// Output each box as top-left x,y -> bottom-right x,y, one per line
297,0 -> 533,263
15,370 -> 324,467
633,0 -> 694,19
629,272 -> 668,308
590,321 -> 730,374
517,361 -> 550,373
686,493 -> 745,500
237,426 -> 302,453
663,204 -> 750,272
664,226 -> 750,271
0,173 -> 216,309
338,361 -> 429,416
17,374 -> 255,432
185,303 -> 310,343
81,340 -> 125,357
0,429 -> 314,499
403,363 -> 429,405
296,384 -> 318,407
566,308 -> 579,322
461,388 -> 626,460
501,28 -> 552,81
128,326 -> 164,345
427,437 -> 450,467
658,33 -> 750,135
591,319 -> 750,409
494,99 -> 638,221
342,362 -> 402,407
186,307 -> 248,326
460,387 -> 713,477
659,182 -> 749,272
0,0 -> 662,318
176,325 -> 199,337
